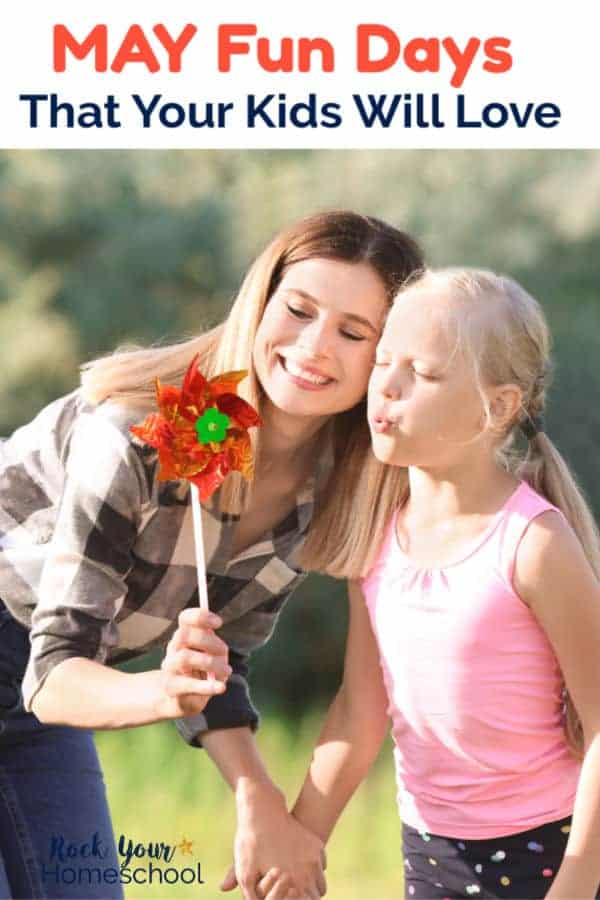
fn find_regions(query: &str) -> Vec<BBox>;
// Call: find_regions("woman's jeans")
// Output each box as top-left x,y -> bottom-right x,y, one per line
0,600 -> 123,899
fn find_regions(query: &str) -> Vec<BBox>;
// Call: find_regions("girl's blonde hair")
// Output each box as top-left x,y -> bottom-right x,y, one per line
80,209 -> 423,523
366,267 -> 599,756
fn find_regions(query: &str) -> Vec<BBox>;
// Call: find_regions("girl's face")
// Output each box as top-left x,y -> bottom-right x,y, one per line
368,290 -> 490,468
253,258 -> 388,420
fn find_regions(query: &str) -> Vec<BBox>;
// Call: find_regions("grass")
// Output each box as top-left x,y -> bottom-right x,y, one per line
95,710 -> 404,899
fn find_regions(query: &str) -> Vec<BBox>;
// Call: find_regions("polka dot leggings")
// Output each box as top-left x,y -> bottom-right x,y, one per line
402,816 -> 600,899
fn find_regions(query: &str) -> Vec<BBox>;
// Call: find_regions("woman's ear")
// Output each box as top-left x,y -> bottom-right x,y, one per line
489,384 -> 523,431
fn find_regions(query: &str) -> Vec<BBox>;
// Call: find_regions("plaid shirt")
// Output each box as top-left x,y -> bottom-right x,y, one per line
0,391 -> 320,745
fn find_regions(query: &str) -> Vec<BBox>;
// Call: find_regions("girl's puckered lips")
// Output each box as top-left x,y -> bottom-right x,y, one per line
370,410 -> 400,434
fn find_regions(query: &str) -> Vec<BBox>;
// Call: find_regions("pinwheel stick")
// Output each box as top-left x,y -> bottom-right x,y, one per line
130,355 -> 262,686
190,485 -> 209,610
190,484 -> 216,688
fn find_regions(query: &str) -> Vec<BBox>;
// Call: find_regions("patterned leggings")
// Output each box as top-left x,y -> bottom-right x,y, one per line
402,816 -> 599,899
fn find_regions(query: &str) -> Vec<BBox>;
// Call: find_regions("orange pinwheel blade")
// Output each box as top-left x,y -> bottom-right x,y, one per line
216,394 -> 262,430
209,370 -> 248,396
130,356 -> 260,499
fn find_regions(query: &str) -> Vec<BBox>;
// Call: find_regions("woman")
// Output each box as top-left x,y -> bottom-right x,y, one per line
0,210 -> 422,899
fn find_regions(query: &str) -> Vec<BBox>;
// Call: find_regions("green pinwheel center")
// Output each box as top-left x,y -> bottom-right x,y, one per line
195,407 -> 230,444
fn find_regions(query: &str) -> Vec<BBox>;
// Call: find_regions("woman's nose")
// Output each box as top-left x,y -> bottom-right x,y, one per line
298,319 -> 331,358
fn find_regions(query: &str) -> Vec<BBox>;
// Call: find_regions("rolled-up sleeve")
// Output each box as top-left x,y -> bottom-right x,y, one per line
175,647 -> 259,746
22,407 -> 145,711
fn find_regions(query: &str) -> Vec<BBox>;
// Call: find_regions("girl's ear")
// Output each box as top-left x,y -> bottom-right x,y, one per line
489,384 -> 523,432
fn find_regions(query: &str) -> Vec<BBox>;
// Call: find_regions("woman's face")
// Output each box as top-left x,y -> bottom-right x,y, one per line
253,258 -> 388,420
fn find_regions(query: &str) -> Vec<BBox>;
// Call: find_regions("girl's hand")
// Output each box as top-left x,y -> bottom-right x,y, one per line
155,608 -> 231,719
220,782 -> 326,899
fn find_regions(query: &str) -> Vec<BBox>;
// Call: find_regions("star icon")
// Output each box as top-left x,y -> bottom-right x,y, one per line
178,837 -> 194,856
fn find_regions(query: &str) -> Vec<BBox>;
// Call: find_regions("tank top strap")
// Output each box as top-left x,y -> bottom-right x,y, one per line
494,481 -> 562,586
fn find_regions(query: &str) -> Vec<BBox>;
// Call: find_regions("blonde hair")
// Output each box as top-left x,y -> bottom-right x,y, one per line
368,267 -> 599,755
81,210 -> 423,523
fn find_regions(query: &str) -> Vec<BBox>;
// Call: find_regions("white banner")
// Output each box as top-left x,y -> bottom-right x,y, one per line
0,0 -> 597,148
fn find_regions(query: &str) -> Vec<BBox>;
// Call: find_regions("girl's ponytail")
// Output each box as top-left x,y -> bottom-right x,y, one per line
520,432 -> 600,581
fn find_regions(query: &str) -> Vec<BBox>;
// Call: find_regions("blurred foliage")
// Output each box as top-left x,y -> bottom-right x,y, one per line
2,149 -> 600,714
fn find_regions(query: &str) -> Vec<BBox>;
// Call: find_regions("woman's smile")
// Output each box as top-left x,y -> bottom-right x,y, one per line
277,354 -> 336,390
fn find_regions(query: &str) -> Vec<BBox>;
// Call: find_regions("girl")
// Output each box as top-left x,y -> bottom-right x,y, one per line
283,268 -> 600,900
0,210 -> 423,900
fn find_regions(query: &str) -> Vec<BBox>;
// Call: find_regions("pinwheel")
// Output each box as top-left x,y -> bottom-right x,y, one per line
131,354 -> 262,615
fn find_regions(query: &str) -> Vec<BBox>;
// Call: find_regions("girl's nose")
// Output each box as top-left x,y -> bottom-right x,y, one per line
380,372 -> 403,400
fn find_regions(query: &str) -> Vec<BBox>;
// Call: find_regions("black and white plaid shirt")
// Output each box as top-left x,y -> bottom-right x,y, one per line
0,391 -> 321,745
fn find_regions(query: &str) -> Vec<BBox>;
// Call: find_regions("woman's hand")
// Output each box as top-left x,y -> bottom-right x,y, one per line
31,611 -> 230,729
220,781 -> 327,899
155,608 -> 232,719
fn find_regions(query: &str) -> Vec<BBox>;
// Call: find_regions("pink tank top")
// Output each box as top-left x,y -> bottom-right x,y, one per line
362,480 -> 581,839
